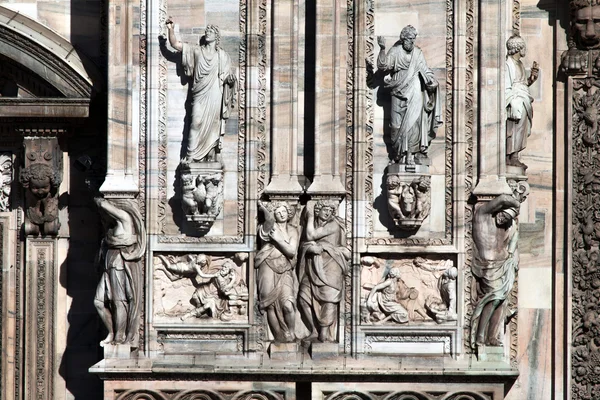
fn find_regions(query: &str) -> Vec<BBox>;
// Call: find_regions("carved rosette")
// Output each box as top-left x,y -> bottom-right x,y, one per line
385,172 -> 431,231
0,153 -> 12,212
180,162 -> 224,234
571,78 -> 600,400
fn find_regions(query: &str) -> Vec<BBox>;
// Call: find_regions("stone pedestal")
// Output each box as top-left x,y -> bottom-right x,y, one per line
268,342 -> 300,361
477,345 -> 505,362
385,165 -> 431,231
104,344 -> 135,359
309,342 -> 339,360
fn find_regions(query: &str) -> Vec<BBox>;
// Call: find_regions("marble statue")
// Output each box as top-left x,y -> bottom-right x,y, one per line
20,163 -> 61,235
365,267 -> 409,324
471,194 -> 520,349
255,201 -> 300,343
298,200 -> 350,343
166,18 -> 237,163
505,35 -> 538,169
94,197 -> 146,348
377,25 -> 442,165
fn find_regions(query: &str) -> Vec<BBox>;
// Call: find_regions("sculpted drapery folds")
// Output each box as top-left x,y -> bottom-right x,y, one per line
377,25 -> 442,165
298,200 -> 351,343
166,18 -> 237,163
94,197 -> 146,348
470,194 -> 520,350
255,201 -> 300,343
505,35 -> 538,168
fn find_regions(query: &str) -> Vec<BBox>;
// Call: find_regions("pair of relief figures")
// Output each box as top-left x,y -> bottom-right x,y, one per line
164,18 -> 236,232
256,200 -> 350,343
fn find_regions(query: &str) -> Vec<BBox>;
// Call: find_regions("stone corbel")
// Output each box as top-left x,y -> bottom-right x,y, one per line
180,162 -> 224,234
20,137 -> 63,237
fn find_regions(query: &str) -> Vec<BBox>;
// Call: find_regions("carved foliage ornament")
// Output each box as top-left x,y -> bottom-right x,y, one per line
0,153 -> 12,212
571,80 -> 600,400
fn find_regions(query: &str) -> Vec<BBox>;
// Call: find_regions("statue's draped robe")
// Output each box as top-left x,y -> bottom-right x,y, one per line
298,218 -> 347,339
505,56 -> 533,155
379,45 -> 442,160
182,43 -> 234,161
255,224 -> 298,339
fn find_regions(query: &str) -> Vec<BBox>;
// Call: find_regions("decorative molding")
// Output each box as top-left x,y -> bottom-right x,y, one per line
324,391 -> 492,400
157,0 -> 168,236
116,389 -> 287,400
512,0 -> 521,35
344,0 -> 357,356
571,78 -> 600,400
364,333 -> 452,355
256,0 -> 268,196
157,332 -> 244,353
24,239 -> 56,400
463,0 -> 476,357
0,152 -> 12,212
0,25 -> 93,97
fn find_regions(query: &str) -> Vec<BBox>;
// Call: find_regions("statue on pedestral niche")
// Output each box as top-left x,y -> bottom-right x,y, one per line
505,35 -> 538,169
255,201 -> 300,342
166,17 -> 237,163
470,194 -> 520,349
94,197 -> 146,348
298,200 -> 351,343
377,25 -> 442,165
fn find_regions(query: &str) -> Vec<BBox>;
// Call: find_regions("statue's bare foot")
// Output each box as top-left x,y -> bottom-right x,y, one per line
100,334 -> 114,347
113,334 -> 126,344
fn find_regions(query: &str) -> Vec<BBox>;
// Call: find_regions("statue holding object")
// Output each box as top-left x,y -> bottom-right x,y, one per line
377,25 -> 442,166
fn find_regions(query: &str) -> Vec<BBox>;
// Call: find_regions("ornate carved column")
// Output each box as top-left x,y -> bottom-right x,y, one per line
562,2 -> 600,398
306,0 -> 346,196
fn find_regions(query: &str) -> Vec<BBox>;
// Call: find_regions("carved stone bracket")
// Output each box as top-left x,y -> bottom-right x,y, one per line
385,170 -> 431,231
20,137 -> 62,237
180,162 -> 224,235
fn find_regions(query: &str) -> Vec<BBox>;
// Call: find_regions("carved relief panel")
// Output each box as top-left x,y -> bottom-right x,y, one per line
153,253 -> 249,325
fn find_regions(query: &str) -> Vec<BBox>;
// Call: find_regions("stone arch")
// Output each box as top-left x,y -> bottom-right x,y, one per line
0,6 -> 102,98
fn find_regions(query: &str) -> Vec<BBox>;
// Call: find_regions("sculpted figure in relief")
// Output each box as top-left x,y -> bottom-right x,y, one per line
377,25 -> 442,165
425,266 -> 458,323
94,197 -> 146,347
505,35 -> 538,169
298,200 -> 350,342
366,267 -> 409,324
255,201 -> 299,342
471,194 -> 520,349
166,18 -> 237,163
20,163 -> 61,235
0,153 -> 12,212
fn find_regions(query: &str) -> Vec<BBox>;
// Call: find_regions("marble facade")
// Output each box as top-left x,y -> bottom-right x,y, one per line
0,0 -> 576,399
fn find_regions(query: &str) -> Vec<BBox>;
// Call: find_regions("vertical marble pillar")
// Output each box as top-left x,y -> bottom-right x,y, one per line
472,0 -> 512,196
306,0 -> 345,196
265,0 -> 303,196
101,0 -> 139,196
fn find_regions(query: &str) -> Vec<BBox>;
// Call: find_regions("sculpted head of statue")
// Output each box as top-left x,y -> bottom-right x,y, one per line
570,0 -> 600,49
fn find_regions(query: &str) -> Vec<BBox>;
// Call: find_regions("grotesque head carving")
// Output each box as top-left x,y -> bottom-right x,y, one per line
570,0 -> 600,50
